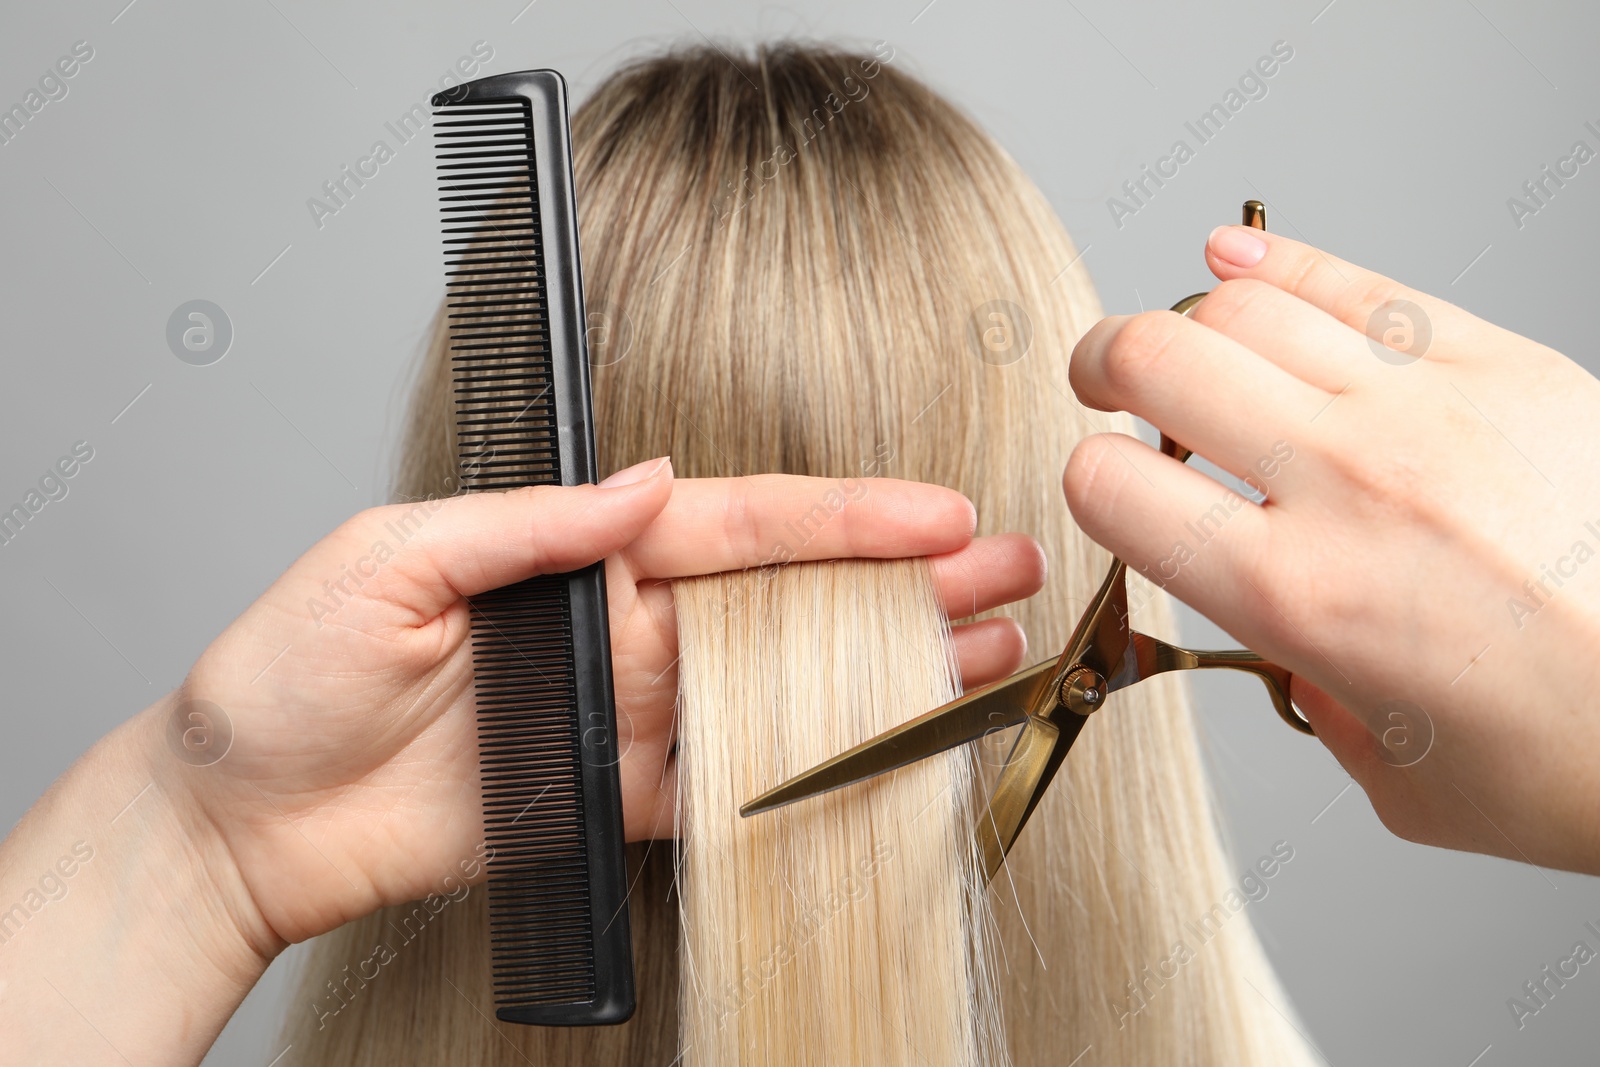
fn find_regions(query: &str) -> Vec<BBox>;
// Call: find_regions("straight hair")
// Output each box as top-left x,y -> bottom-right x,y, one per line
279,42 -> 1316,1066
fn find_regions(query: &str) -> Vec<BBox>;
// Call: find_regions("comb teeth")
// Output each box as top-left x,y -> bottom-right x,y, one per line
435,85 -> 629,1022
436,97 -> 558,494
471,577 -> 597,1005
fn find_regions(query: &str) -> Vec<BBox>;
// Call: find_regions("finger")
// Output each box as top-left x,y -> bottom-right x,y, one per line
1069,309 -> 1327,480
1204,225 -> 1485,361
621,474 -> 977,581
298,457 -> 675,626
621,740 -> 677,841
643,754 -> 678,840
951,617 -> 1029,690
1063,433 -> 1272,619
927,533 -> 1048,622
1185,277 -> 1376,393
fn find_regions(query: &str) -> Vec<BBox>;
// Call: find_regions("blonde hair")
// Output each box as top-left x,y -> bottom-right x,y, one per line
674,561 -> 1006,1065
279,43 -> 1314,1066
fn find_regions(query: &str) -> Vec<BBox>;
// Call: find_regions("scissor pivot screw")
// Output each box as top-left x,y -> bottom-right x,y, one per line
1061,667 -> 1107,716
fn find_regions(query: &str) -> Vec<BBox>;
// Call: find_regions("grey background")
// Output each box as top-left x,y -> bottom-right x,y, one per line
1,0 -> 1595,1063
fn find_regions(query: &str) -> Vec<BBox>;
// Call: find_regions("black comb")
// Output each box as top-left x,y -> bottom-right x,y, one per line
431,69 -> 634,1026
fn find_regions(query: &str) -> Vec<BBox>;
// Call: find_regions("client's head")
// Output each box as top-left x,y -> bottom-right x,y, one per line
401,42 -> 1105,517
288,41 -> 1316,1067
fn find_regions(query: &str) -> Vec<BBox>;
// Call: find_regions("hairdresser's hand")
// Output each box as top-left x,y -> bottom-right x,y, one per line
0,463 -> 1041,1065
1065,224 -> 1600,875
160,460 -> 1041,952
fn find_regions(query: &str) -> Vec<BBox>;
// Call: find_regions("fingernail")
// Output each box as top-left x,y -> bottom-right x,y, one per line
1208,225 -> 1268,268
599,455 -> 671,488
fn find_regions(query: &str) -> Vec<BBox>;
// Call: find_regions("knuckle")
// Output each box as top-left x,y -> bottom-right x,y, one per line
1347,274 -> 1412,328
1360,451 -> 1428,503
329,511 -> 371,547
1064,437 -> 1122,530
1278,245 -> 1323,303
1191,278 -> 1272,333
1101,312 -> 1179,397
1321,443 -> 1442,532
722,478 -> 760,565
332,503 -> 405,557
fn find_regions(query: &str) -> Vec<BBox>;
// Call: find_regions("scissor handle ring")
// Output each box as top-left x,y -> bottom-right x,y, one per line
1265,675 -> 1318,736
1177,650 -> 1316,737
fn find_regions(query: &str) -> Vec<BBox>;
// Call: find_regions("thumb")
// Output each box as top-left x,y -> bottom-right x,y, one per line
296,457 -> 674,626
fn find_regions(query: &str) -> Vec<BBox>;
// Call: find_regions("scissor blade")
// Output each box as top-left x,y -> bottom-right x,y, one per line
979,709 -> 1089,883
740,659 -> 1054,817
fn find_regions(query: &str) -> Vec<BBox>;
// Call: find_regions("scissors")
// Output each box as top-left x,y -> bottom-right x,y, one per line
741,200 -> 1315,883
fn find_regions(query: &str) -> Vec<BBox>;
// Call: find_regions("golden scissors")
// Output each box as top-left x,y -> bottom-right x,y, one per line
741,200 -> 1315,882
